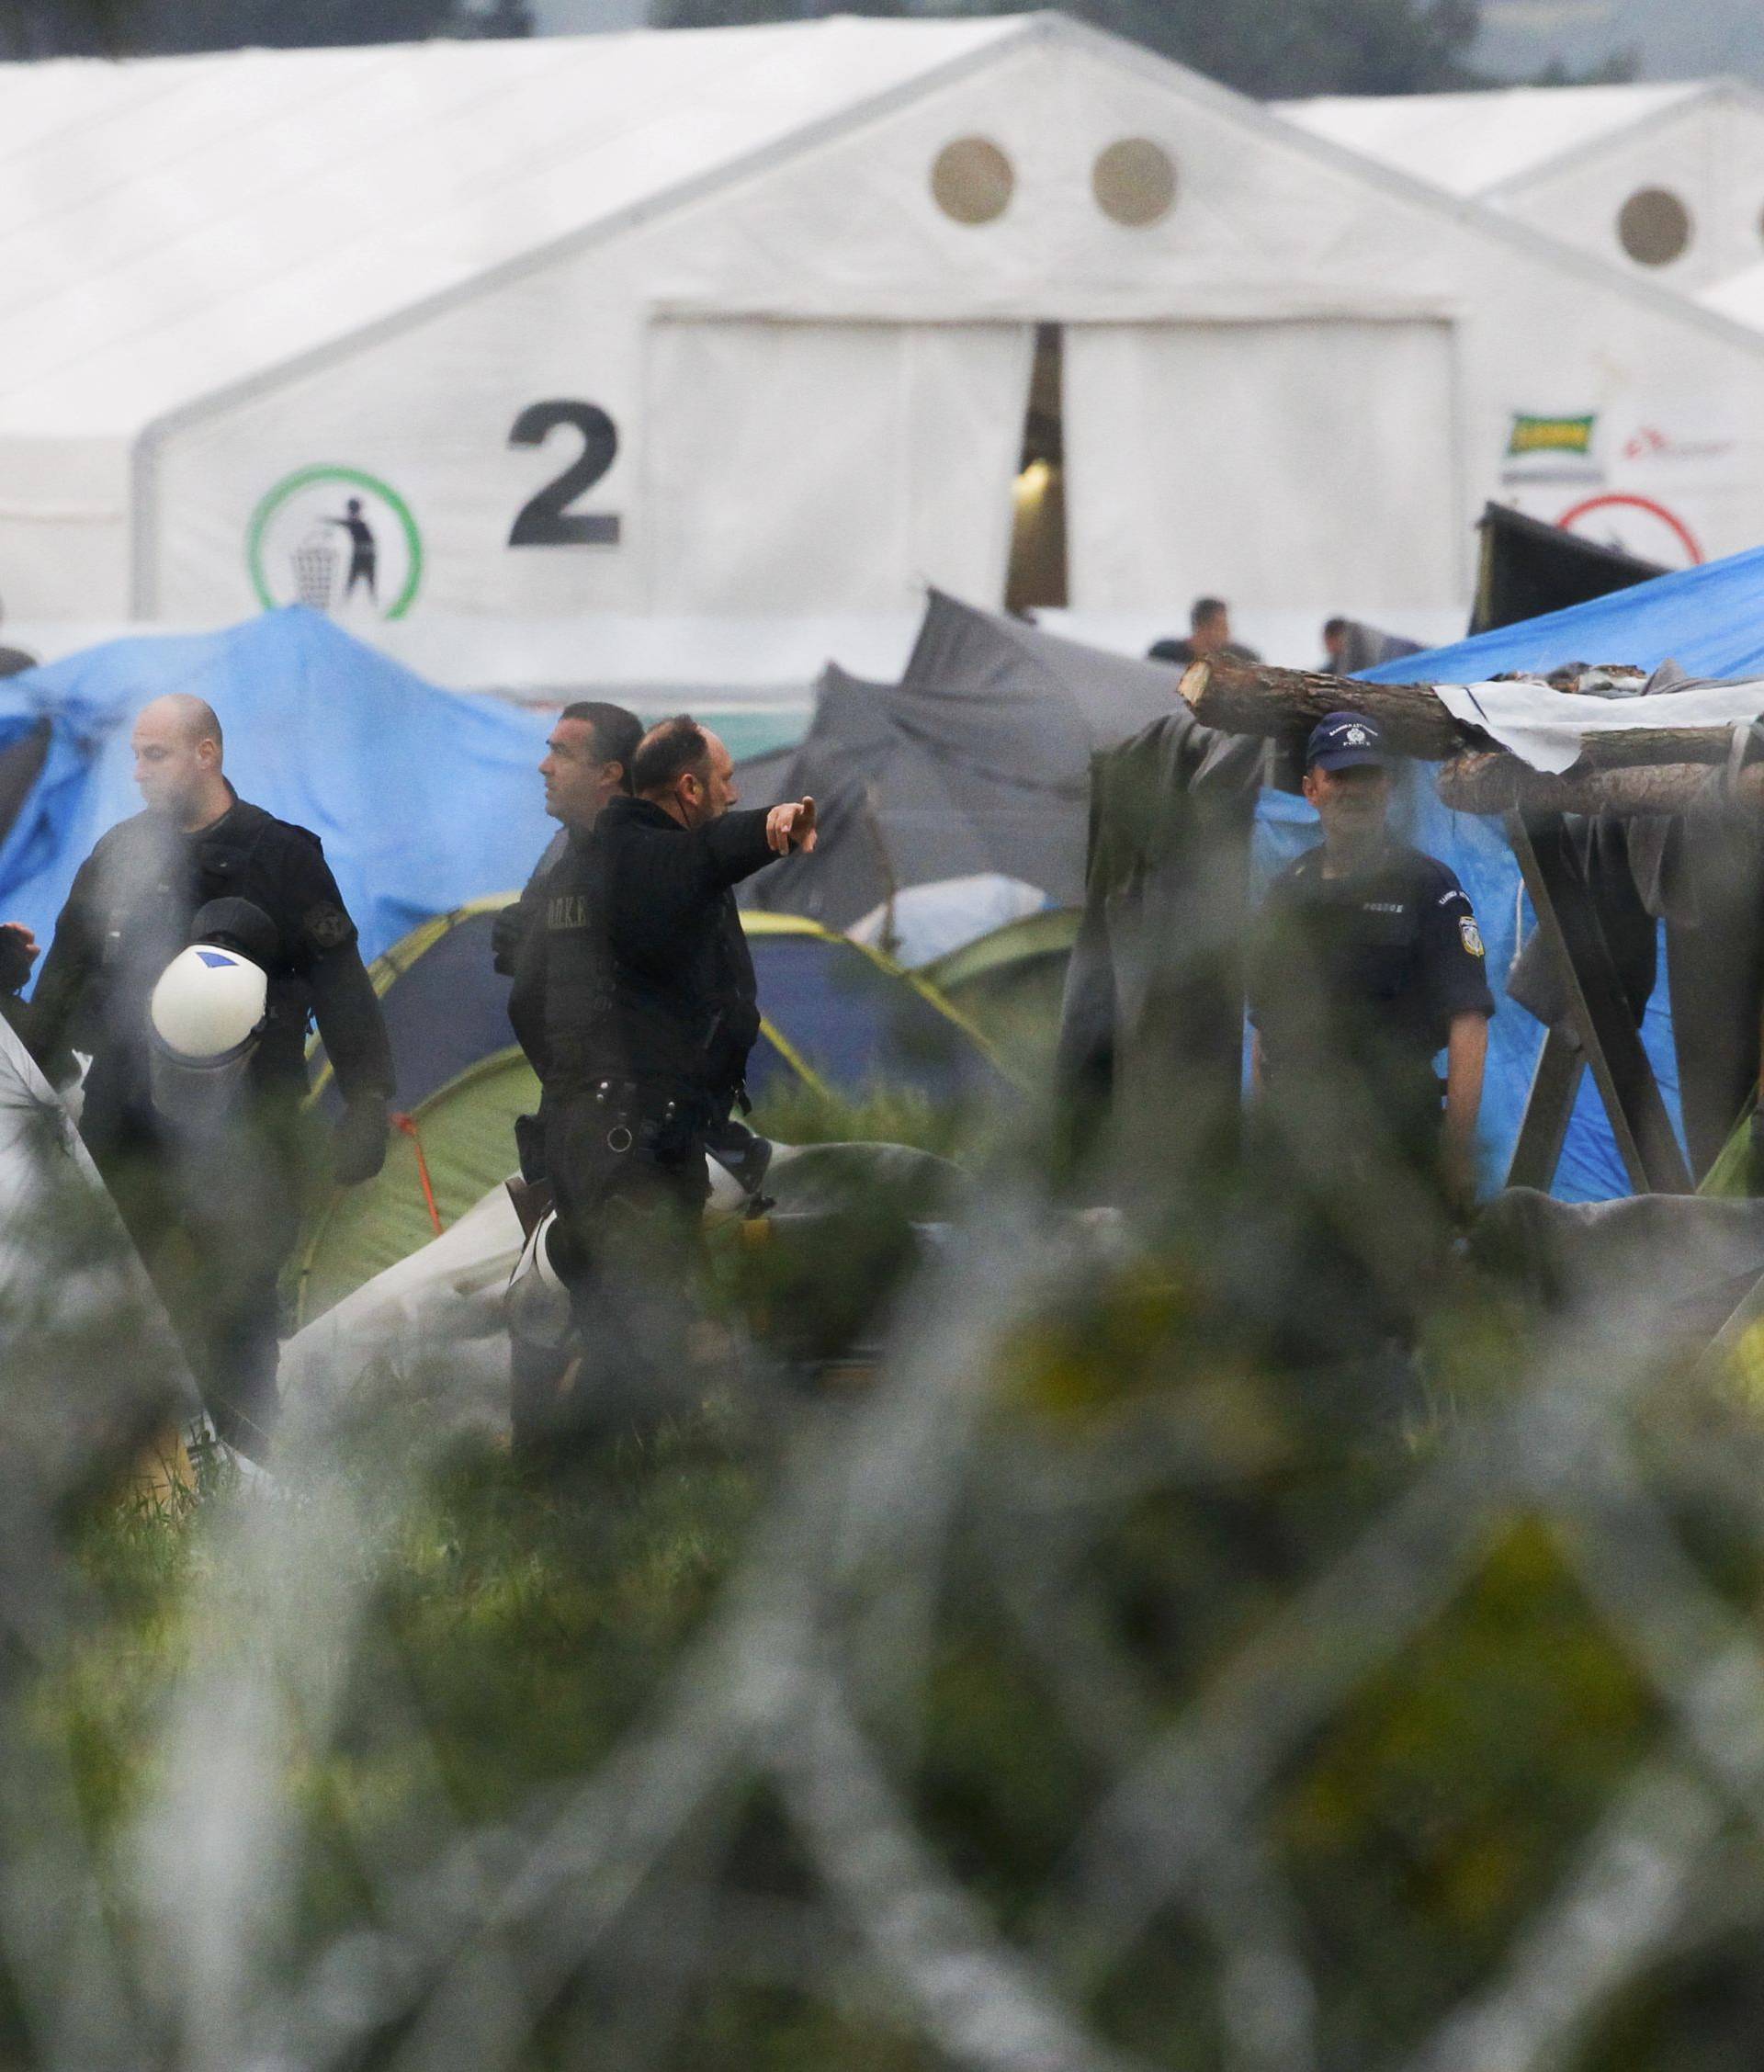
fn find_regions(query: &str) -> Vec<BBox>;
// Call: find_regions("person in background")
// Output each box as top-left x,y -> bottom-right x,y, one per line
1319,617 -> 1351,674
1148,596 -> 1261,671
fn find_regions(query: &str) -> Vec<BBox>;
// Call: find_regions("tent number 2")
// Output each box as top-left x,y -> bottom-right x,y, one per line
507,401 -> 621,547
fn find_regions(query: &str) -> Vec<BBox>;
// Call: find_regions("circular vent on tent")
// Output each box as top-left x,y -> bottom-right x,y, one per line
1617,187 -> 1691,266
931,138 -> 1015,224
1093,138 -> 1177,226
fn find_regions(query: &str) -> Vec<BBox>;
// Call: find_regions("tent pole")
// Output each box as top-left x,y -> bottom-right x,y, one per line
1504,810 -> 1690,1195
1506,1027 -> 1585,1193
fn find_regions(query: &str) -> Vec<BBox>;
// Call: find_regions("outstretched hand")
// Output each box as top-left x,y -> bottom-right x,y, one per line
765,796 -> 818,855
0,923 -> 39,995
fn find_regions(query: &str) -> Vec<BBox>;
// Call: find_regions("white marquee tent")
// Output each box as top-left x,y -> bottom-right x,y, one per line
1280,79 -> 1764,293
8,17 -> 1764,627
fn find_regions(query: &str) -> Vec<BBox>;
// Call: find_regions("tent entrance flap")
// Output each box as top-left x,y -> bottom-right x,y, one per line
1063,318 -> 1461,611
644,318 -> 1035,612
1005,323 -> 1068,615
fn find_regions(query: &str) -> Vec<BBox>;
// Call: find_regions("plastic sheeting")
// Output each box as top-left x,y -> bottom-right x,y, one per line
0,608 -> 554,968
1437,674 -> 1764,772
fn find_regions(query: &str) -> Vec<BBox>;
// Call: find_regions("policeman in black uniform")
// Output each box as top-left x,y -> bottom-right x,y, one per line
2,692 -> 393,1452
497,700 -> 642,1183
1249,711 -> 1495,1214
514,713 -> 816,1442
492,701 -> 644,991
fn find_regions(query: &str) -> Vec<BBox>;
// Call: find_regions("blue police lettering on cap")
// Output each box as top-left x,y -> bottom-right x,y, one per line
1306,709 -> 1389,773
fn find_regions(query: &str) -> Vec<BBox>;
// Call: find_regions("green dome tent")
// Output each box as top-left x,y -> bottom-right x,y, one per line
296,900 -> 1006,1324
918,907 -> 1080,1081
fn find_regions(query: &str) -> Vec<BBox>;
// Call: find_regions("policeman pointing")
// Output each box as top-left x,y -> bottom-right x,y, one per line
515,714 -> 815,1449
2,692 -> 393,1452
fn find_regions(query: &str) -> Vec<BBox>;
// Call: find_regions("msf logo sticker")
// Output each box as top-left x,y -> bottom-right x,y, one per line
247,468 -> 424,620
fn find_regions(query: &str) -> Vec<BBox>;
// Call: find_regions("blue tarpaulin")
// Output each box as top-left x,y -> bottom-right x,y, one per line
0,608 -> 555,968
1266,542 -> 1764,1201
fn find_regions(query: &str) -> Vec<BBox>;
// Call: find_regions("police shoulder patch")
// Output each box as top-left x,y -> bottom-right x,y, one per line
1458,915 -> 1486,958
304,902 -> 354,951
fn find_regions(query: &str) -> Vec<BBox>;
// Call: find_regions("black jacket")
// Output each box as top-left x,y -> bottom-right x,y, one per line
509,795 -> 777,1104
491,828 -> 567,979
25,791 -> 393,1148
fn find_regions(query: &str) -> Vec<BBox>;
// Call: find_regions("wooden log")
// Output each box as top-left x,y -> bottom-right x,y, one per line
1178,655 -> 1465,759
1436,752 -> 1764,820
1181,652 -> 1763,772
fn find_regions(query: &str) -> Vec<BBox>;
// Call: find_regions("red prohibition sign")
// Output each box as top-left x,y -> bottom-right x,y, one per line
1555,491 -> 1704,564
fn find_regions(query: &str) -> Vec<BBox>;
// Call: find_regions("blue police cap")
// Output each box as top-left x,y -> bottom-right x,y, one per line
1306,710 -> 1388,772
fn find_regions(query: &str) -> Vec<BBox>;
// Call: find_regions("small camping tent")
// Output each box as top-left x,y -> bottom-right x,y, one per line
310,900 -> 1011,1123
920,907 -> 1082,1081
746,592 -> 1180,929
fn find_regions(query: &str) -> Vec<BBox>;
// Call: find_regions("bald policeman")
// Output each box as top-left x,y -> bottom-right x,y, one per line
2,694 -> 393,1452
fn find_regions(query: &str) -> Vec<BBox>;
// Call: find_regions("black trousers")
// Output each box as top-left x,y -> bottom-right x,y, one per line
522,1087 -> 713,1450
93,1096 -> 306,1457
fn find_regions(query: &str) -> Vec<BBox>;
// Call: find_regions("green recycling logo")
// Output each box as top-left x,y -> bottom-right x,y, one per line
246,467 -> 424,620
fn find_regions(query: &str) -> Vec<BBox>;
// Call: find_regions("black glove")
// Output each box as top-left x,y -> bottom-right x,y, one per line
333,1094 -> 390,1187
0,924 -> 34,995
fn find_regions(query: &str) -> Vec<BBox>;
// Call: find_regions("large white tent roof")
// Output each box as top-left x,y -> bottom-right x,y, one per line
1701,257 -> 1764,326
1275,80 -> 1706,198
0,15 -> 1023,440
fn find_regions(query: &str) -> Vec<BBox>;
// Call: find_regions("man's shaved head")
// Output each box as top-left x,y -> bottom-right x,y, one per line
140,692 -> 224,754
131,693 -> 230,827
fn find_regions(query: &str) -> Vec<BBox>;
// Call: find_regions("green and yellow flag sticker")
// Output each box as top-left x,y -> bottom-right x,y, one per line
1507,413 -> 1597,459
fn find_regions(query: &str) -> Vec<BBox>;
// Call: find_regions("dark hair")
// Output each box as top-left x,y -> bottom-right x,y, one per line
560,701 -> 642,791
1191,596 -> 1227,630
1322,617 -> 1351,641
631,715 -> 712,798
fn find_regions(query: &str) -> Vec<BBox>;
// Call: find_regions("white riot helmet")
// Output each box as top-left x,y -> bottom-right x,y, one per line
148,942 -> 268,1125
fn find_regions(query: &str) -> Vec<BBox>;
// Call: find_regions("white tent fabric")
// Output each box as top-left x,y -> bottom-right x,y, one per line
1277,84 -> 1702,199
11,18 -> 1764,621
278,1143 -> 958,1436
848,874 -> 1049,968
644,321 -> 1035,612
1278,79 -> 1764,296
1064,320 -> 1460,612
0,1017 -> 203,1489
0,21 -> 1018,443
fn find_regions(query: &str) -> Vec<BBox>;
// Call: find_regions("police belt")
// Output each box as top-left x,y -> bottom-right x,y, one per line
565,1077 -> 719,1150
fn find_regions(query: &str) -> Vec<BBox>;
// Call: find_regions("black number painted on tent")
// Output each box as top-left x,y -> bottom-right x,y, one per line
507,402 -> 621,547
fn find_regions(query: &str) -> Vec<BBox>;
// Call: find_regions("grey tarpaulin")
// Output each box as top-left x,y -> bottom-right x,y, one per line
744,592 -> 1181,934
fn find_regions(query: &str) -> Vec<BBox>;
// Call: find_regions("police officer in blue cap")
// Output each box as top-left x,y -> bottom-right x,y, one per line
1249,710 -> 1495,1211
